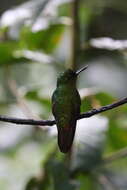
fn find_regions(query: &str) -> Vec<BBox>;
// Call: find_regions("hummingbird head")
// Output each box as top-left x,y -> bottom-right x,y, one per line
57,65 -> 88,86
57,69 -> 76,86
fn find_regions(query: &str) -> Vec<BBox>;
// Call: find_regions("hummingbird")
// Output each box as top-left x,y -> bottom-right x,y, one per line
52,66 -> 88,153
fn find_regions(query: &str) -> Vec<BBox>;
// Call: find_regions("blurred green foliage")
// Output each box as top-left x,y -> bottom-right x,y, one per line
0,0 -> 127,190
20,24 -> 65,53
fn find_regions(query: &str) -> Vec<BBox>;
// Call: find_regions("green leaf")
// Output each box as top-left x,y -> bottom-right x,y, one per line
20,24 -> 65,53
81,96 -> 93,112
94,92 -> 115,105
0,41 -> 28,65
77,174 -> 98,190
107,115 -> 127,150
81,91 -> 115,113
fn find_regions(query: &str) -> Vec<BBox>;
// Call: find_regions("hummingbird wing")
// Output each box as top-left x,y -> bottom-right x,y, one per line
52,89 -> 81,153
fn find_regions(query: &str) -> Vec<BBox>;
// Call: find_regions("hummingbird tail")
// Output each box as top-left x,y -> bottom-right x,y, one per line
57,124 -> 76,153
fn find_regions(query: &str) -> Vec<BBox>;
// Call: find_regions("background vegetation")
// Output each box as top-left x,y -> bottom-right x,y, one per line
0,0 -> 127,189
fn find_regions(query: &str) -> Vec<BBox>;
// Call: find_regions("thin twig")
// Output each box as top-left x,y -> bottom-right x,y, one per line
97,174 -> 119,190
79,97 -> 127,119
0,97 -> 126,126
103,146 -> 127,165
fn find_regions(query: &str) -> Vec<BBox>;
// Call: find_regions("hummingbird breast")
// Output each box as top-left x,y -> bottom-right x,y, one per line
52,86 -> 81,153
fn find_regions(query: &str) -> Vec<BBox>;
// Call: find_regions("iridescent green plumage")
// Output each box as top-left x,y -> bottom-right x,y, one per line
52,66 -> 87,153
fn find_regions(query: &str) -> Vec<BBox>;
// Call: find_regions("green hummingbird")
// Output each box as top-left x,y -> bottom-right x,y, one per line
52,66 -> 88,153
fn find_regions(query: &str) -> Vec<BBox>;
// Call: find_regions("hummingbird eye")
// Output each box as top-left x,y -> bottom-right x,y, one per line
64,71 -> 76,82
66,73 -> 73,80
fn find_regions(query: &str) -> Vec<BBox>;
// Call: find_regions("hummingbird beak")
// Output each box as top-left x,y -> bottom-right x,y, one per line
76,65 -> 88,75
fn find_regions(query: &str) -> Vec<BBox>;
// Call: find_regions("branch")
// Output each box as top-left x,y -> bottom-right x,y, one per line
103,146 -> 127,165
70,0 -> 80,70
0,115 -> 55,126
0,97 -> 126,126
79,97 -> 127,119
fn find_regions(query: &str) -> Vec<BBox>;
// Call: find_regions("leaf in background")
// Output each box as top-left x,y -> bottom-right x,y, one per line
81,91 -> 115,113
77,174 -> 99,190
0,41 -> 29,65
94,92 -> 115,105
98,97 -> 127,152
81,95 -> 93,113
20,24 -> 65,53
107,110 -> 127,151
